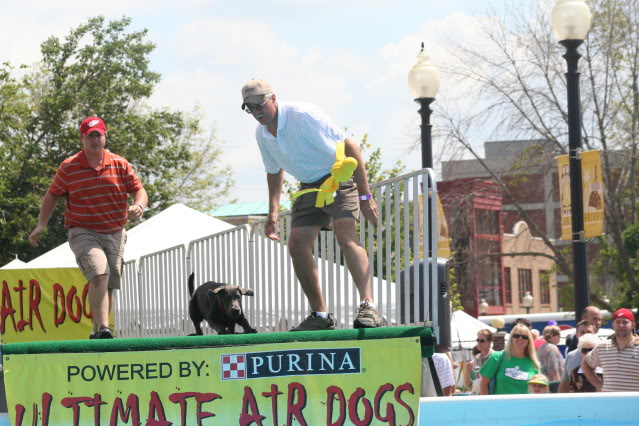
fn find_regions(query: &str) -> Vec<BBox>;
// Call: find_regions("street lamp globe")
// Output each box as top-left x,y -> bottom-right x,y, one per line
408,43 -> 440,169
522,291 -> 534,314
479,298 -> 489,316
408,43 -> 440,99
551,0 -> 592,41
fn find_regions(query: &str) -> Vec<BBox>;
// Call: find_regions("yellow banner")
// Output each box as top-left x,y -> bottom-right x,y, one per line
582,150 -> 604,238
436,195 -> 452,259
418,194 -> 452,259
4,338 -> 421,425
0,268 -> 105,343
558,154 -> 571,240
557,150 -> 604,240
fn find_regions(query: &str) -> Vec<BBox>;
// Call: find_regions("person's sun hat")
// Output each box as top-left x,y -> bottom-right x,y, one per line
528,374 -> 549,386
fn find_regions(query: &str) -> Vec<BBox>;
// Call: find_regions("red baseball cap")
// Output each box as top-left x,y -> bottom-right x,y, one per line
612,308 -> 635,322
80,116 -> 107,135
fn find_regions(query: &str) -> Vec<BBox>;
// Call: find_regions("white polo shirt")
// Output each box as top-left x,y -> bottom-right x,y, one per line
255,102 -> 347,183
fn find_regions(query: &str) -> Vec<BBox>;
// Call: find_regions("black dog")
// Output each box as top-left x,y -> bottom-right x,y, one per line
187,273 -> 257,335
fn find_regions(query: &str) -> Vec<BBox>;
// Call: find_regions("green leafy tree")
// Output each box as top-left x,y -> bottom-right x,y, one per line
0,16 -> 234,266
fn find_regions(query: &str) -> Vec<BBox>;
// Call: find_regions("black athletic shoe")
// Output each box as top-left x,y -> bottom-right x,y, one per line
95,326 -> 114,339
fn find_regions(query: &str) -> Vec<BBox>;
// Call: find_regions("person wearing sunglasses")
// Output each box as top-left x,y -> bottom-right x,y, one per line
536,325 -> 564,381
567,333 -> 602,392
240,79 -> 382,332
558,319 -> 594,393
479,323 -> 540,394
465,329 -> 494,394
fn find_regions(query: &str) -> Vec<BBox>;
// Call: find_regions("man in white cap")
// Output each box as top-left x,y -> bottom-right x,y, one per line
241,79 -> 384,331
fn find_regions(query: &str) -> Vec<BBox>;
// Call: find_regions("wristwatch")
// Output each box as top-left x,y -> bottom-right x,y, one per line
359,193 -> 373,201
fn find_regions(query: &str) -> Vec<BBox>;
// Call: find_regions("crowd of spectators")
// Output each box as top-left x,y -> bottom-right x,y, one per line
441,305 -> 638,396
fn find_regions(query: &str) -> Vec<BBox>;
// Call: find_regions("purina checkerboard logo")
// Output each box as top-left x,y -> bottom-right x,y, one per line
221,354 -> 247,380
221,348 -> 361,380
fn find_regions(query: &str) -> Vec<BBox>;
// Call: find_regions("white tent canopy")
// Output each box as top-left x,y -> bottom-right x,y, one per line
451,309 -> 497,350
0,257 -> 27,269
25,204 -> 234,268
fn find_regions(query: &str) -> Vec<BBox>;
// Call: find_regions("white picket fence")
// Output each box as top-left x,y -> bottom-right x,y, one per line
114,168 -> 439,340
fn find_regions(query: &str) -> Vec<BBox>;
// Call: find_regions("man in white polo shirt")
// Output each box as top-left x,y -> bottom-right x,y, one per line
582,308 -> 639,391
241,79 -> 384,331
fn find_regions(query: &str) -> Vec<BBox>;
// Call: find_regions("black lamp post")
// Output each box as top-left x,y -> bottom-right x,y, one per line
552,0 -> 592,322
408,42 -> 440,169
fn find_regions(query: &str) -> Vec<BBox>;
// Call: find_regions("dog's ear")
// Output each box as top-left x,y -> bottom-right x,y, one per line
239,288 -> 254,296
211,287 -> 224,294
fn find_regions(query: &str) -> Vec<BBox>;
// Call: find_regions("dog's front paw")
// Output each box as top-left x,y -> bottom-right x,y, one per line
245,328 -> 258,334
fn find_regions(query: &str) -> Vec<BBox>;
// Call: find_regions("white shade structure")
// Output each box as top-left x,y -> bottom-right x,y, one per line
408,44 -> 440,99
551,0 -> 592,41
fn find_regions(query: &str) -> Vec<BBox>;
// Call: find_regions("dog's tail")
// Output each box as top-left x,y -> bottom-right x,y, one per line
188,272 -> 195,297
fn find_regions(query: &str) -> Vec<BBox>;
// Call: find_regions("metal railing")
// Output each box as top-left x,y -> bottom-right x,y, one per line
114,168 -> 439,340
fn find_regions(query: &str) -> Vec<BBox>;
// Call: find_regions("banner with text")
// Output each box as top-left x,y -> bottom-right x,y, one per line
557,150 -> 604,240
4,337 -> 421,425
0,268 -> 105,343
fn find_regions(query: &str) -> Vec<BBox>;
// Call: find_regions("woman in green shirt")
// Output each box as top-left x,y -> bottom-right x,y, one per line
479,323 -> 540,395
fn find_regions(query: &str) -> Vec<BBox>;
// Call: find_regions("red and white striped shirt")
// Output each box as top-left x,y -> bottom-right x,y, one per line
49,150 -> 143,233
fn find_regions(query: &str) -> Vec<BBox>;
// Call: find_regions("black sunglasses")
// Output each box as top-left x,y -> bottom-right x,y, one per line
581,347 -> 594,354
244,96 -> 271,114
476,338 -> 488,343
511,333 -> 529,340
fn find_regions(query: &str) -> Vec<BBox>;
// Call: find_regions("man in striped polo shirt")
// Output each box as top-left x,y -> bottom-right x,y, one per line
582,308 -> 639,391
241,79 -> 385,331
29,116 -> 148,339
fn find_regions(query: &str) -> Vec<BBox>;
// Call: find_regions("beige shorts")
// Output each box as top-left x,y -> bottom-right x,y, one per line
291,174 -> 360,230
68,227 -> 126,290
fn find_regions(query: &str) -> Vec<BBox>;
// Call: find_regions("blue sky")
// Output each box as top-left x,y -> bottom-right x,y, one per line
2,0 -> 499,204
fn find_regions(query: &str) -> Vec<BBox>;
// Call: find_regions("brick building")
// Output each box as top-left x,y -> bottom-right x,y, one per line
439,178 -> 506,317
442,139 -> 562,241
502,221 -> 559,314
439,140 -> 562,315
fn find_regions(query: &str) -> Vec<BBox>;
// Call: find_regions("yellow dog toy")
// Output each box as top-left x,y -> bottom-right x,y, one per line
291,141 -> 358,207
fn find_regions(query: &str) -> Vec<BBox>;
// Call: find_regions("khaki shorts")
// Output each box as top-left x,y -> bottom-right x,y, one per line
68,227 -> 126,290
291,174 -> 360,230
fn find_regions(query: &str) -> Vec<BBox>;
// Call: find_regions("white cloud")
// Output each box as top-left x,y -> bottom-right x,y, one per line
1,1 -> 497,202
170,19 -> 297,67
0,1 -> 157,66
